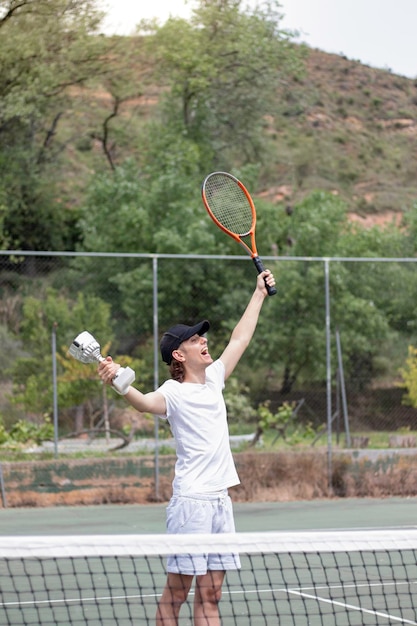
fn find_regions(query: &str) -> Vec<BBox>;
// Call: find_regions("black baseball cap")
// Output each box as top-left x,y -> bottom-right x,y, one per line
160,320 -> 210,365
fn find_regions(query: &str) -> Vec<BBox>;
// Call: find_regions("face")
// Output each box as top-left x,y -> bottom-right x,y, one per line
173,333 -> 212,369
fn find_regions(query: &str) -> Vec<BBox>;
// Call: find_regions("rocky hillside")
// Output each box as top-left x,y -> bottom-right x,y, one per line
67,44 -> 417,219
257,47 -> 417,217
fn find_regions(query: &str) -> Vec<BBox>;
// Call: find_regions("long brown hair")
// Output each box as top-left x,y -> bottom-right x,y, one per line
169,358 -> 185,383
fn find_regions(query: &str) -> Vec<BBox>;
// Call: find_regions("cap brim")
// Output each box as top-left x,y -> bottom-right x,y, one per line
182,320 -> 210,342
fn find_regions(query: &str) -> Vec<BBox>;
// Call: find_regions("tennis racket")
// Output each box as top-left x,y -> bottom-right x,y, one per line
202,171 -> 277,296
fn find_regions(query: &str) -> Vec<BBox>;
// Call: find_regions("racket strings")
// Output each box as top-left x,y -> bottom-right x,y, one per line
204,175 -> 254,236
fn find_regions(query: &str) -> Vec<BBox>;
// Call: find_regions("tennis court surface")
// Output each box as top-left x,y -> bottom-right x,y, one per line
1,498 -> 417,624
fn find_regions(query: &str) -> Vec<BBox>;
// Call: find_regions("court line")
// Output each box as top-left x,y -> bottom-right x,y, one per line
2,579 -> 416,626
287,589 -> 417,625
226,581 -> 417,626
0,592 -> 161,608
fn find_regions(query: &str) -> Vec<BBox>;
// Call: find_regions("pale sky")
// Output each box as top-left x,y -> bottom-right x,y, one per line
100,0 -> 417,79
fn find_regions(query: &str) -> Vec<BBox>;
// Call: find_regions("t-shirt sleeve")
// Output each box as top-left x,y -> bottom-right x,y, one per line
156,379 -> 181,420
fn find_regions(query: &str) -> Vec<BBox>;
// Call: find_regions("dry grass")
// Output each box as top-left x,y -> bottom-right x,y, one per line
234,450 -> 417,501
331,454 -> 417,498
232,451 -> 331,501
3,450 -> 417,507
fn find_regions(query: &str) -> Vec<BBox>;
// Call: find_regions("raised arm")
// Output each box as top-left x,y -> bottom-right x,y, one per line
219,269 -> 275,380
98,357 -> 167,415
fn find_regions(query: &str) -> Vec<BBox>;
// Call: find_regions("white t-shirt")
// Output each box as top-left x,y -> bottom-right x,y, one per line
157,359 -> 240,496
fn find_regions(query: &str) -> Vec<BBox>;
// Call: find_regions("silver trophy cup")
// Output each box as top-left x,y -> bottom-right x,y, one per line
69,331 -> 135,394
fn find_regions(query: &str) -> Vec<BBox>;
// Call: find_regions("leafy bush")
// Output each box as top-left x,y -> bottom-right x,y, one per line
252,401 -> 316,447
398,345 -> 417,407
1,417 -> 53,447
224,377 -> 255,427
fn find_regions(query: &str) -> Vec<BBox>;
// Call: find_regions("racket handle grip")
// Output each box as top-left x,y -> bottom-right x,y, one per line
252,256 -> 277,296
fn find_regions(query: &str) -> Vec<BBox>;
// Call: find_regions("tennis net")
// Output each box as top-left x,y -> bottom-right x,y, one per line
1,529 -> 417,625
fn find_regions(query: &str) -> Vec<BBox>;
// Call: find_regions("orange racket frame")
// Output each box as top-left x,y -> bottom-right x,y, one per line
202,171 -> 276,296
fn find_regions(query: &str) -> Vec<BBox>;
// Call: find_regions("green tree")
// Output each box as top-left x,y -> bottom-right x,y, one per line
0,0 -> 104,126
142,0 -> 304,169
88,34 -> 157,170
74,156 -> 250,339
236,193 -> 395,394
76,174 -> 414,401
0,0 -> 108,252
9,289 -> 114,419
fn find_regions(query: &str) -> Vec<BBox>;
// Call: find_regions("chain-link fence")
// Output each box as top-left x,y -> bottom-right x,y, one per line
1,251 -> 417,503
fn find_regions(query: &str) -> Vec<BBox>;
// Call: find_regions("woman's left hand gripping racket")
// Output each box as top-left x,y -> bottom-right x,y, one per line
202,171 -> 277,296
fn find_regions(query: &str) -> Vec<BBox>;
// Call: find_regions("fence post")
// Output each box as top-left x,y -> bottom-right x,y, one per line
52,322 -> 59,458
336,329 -> 351,447
0,464 -> 7,508
153,256 -> 160,501
325,259 -> 333,493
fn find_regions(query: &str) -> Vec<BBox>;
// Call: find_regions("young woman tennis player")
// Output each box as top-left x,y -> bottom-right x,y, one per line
98,269 -> 276,625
